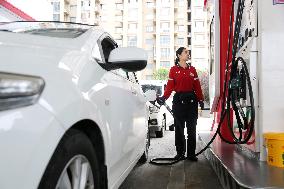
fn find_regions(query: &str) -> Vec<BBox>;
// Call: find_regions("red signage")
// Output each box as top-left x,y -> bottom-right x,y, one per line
273,0 -> 284,4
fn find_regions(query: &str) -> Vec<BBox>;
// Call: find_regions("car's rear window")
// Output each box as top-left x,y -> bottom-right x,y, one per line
0,21 -> 93,38
142,84 -> 162,96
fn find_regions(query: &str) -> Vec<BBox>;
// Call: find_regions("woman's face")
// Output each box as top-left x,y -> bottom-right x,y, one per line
178,48 -> 190,62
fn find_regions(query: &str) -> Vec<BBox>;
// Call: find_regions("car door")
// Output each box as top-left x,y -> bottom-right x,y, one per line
95,36 -> 142,185
126,72 -> 148,160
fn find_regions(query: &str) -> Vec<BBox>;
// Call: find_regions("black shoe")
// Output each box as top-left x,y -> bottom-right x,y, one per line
174,154 -> 185,160
187,156 -> 198,161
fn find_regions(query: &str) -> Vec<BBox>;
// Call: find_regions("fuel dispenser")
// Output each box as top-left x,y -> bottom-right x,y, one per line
207,0 -> 284,162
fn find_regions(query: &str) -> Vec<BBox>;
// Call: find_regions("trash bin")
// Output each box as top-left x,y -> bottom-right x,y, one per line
263,133 -> 284,168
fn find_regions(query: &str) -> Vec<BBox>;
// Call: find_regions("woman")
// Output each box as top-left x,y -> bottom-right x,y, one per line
157,47 -> 204,161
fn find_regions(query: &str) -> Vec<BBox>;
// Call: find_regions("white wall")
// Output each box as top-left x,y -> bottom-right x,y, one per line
259,1 -> 284,133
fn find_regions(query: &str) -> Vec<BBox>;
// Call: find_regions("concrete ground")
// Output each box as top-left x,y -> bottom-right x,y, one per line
119,114 -> 222,189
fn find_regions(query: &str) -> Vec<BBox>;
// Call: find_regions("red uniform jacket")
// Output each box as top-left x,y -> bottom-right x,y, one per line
163,64 -> 204,102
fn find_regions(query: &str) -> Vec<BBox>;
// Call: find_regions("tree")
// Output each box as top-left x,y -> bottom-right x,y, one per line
153,68 -> 169,80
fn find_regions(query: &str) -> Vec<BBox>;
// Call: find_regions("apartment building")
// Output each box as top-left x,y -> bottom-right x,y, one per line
191,0 -> 209,70
49,0 -> 101,25
100,0 -> 191,80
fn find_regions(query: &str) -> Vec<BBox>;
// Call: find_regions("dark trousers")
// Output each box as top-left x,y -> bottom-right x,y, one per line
172,92 -> 198,157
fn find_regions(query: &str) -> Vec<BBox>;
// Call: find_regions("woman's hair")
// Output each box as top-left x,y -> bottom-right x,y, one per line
175,47 -> 186,65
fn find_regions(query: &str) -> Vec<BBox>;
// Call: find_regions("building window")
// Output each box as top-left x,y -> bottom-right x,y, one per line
161,0 -> 170,6
188,37 -> 191,45
51,2 -> 60,13
101,4 -> 107,10
115,27 -> 123,33
129,0 -> 138,3
146,14 -> 154,20
178,0 -> 184,6
146,38 -> 154,45
194,47 -> 206,58
194,8 -> 204,18
128,23 -> 137,32
195,21 -> 205,29
160,22 -> 170,32
160,35 -> 170,45
115,15 -> 123,21
160,61 -> 170,68
146,26 -> 154,32
146,2 -> 154,8
116,3 -> 123,9
147,63 -> 154,69
178,13 -> 184,19
160,8 -> 170,16
188,12 -> 191,21
195,33 -> 205,41
178,25 -> 185,32
147,49 -> 154,57
177,38 -> 184,45
160,48 -> 170,58
53,14 -> 60,21
128,9 -> 138,21
70,17 -> 76,22
128,36 -> 137,46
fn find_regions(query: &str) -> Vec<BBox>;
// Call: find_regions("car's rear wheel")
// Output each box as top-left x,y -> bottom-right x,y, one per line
155,117 -> 165,138
39,129 -> 101,189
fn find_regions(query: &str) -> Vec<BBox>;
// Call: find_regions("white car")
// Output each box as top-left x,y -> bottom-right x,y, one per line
0,21 -> 156,189
141,80 -> 174,137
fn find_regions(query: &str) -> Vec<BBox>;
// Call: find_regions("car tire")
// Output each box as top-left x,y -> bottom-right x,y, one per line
38,129 -> 101,189
139,126 -> 150,163
155,117 -> 165,138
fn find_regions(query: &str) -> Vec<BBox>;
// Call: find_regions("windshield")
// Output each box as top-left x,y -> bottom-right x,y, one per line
0,21 -> 93,38
142,85 -> 162,96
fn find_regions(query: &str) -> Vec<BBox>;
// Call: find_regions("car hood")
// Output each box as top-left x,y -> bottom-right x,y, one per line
0,30 -> 96,76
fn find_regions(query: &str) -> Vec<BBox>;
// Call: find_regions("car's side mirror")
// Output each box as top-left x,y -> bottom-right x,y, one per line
108,47 -> 148,72
144,90 -> 156,102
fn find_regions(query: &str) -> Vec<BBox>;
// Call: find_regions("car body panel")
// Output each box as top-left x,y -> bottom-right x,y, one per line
0,25 -> 148,189
0,104 -> 65,189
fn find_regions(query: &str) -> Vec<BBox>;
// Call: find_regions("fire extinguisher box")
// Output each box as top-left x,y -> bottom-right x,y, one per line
263,133 -> 284,168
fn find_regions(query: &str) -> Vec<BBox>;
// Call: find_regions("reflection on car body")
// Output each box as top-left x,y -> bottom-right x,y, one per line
0,21 -> 155,189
